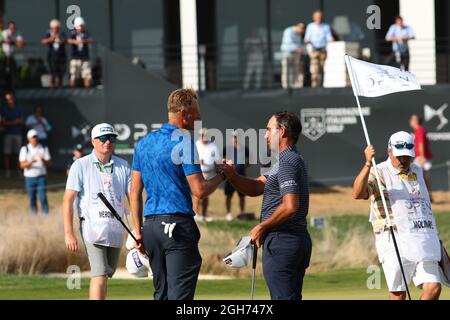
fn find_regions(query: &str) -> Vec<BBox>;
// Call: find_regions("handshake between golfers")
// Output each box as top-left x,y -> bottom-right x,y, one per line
215,159 -> 266,248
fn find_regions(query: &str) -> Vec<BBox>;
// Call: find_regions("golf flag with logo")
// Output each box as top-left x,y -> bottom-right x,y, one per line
345,55 -> 421,97
345,55 -> 420,300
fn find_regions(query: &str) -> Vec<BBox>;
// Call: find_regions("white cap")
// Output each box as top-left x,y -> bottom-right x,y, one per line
223,236 -> 253,268
27,129 -> 39,139
125,249 -> 152,278
91,123 -> 118,139
74,16 -> 85,29
50,19 -> 60,28
388,131 -> 415,157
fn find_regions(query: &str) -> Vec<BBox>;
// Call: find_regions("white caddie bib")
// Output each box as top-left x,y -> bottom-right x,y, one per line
380,162 -> 441,262
81,160 -> 125,248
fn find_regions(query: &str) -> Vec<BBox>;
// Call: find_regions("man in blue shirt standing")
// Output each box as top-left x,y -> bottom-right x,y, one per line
130,88 -> 225,300
304,10 -> 333,88
385,16 -> 415,71
220,111 -> 312,300
280,22 -> 307,89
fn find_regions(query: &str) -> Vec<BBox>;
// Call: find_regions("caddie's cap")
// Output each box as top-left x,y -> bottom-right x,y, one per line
91,123 -> 118,139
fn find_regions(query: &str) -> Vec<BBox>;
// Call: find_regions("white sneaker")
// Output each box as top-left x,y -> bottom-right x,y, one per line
204,216 -> 213,222
226,213 -> 233,221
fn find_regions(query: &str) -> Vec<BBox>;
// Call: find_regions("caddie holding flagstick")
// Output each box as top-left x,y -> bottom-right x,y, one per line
63,123 -> 131,300
352,131 -> 442,300
344,55 -> 444,300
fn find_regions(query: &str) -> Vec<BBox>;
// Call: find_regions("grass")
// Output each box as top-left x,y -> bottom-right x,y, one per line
0,268 -> 448,300
1,209 -> 448,275
1,175 -> 449,299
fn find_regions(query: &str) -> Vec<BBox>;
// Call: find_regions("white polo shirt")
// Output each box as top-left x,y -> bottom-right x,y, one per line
66,152 -> 131,219
19,143 -> 51,177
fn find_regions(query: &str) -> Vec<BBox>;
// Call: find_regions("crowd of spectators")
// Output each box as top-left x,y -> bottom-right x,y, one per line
277,11 -> 415,90
0,16 -> 99,92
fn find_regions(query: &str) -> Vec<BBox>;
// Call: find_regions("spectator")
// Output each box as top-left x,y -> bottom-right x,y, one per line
1,92 -> 24,177
385,16 -> 415,71
304,10 -> 333,88
66,143 -> 83,175
243,29 -> 265,90
1,21 -> 25,91
409,114 -> 433,200
280,22 -> 307,89
19,129 -> 52,214
68,17 -> 93,88
193,128 -> 221,221
25,105 -> 51,147
223,130 -> 250,221
42,19 -> 67,88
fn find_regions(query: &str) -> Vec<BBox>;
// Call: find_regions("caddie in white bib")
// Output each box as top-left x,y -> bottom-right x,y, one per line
379,160 -> 440,262
81,159 -> 126,248
63,123 -> 131,300
353,131 -> 443,299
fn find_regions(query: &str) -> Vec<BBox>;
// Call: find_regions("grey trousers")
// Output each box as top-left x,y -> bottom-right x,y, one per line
142,214 -> 202,300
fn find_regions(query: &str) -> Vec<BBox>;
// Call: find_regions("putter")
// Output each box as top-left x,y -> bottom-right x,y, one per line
250,242 -> 258,300
97,192 -> 150,259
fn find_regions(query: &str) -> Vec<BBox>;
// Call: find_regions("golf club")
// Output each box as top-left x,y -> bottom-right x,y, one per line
250,242 -> 258,300
97,192 -> 150,259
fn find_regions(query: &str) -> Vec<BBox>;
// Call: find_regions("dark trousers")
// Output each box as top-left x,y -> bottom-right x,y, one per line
391,51 -> 410,71
25,175 -> 49,214
142,214 -> 202,300
262,231 -> 312,300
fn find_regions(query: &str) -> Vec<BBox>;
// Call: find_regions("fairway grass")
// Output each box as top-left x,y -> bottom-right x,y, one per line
0,268 -> 448,300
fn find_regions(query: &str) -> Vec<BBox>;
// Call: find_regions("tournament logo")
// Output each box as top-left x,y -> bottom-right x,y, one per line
300,108 -> 326,141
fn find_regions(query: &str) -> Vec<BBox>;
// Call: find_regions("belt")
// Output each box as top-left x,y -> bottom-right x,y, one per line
144,213 -> 192,221
312,47 -> 326,50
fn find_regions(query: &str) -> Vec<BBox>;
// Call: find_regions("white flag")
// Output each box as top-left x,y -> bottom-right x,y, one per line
345,55 -> 421,97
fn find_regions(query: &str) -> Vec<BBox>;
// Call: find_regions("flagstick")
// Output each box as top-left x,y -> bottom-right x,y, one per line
345,55 -> 412,300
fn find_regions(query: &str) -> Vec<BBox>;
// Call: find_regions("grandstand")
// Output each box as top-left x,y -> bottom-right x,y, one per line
1,0 -> 450,189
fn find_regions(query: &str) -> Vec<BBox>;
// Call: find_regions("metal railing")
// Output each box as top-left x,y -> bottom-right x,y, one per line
5,38 -> 450,91
0,42 -> 102,90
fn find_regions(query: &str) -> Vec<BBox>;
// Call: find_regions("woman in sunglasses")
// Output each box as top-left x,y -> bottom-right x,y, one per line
352,131 -> 442,300
63,123 -> 131,300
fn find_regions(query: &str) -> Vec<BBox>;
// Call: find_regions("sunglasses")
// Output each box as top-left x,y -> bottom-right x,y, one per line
96,135 -> 117,143
391,141 -> 414,150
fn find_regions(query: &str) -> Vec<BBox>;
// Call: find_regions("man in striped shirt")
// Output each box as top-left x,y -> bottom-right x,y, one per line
221,111 -> 312,300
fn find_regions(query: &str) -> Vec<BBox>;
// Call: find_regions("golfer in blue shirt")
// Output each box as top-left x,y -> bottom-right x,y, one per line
130,88 -> 225,300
